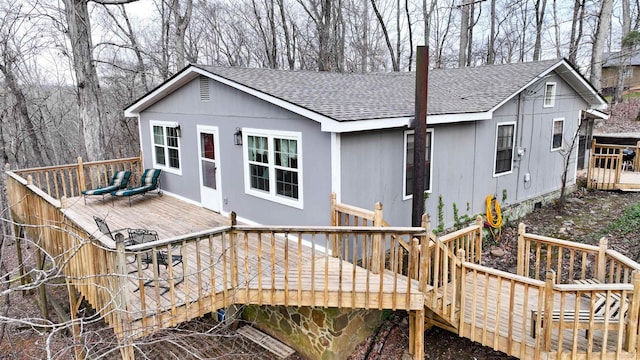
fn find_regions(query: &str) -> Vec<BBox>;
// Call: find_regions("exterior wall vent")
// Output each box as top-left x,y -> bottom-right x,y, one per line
199,76 -> 210,101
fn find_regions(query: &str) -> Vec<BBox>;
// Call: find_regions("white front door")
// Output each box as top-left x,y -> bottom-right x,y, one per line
197,126 -> 222,212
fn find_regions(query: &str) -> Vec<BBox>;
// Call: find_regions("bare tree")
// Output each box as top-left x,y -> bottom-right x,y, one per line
532,0 -> 547,61
568,0 -> 586,64
590,0 -> 614,91
371,0 -> 399,71
458,0 -> 471,67
172,0 -> 193,69
614,0 -> 632,103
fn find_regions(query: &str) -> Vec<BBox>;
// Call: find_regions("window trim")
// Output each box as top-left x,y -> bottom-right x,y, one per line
544,82 -> 556,108
493,121 -> 516,177
551,118 -> 565,151
403,128 -> 434,201
242,128 -> 303,209
149,120 -> 182,175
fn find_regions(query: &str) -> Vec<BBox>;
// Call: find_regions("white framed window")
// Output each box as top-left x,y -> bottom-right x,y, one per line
494,122 -> 516,176
544,82 -> 556,108
551,118 -> 564,151
243,128 -> 303,208
150,121 -> 182,175
403,129 -> 433,200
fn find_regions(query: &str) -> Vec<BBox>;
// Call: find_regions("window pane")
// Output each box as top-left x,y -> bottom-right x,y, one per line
275,138 -> 298,169
276,169 -> 299,199
495,125 -> 514,173
248,136 -> 268,163
153,126 -> 164,145
155,146 -> 166,165
553,120 -> 563,149
250,164 -> 269,192
167,127 -> 179,147
168,148 -> 180,168
405,132 -> 431,196
201,133 -> 215,159
202,160 -> 216,189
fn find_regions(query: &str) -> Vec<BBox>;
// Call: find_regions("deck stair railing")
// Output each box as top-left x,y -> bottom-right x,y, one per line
424,217 -> 483,328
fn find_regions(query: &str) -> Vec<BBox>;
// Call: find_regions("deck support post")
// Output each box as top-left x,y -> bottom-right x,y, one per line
635,140 -> 640,172
330,193 -> 337,255
625,270 -> 640,351
34,243 -> 49,320
228,212 -> 238,288
474,215 -> 483,263
115,233 -> 135,360
77,156 -> 86,192
66,281 -> 86,360
596,237 -> 607,282
408,308 -> 424,359
517,223 -> 526,276
14,224 -> 27,286
370,202 -> 383,274
542,270 -> 555,351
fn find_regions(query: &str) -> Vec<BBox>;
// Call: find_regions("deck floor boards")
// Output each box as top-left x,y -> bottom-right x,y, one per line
62,194 -> 423,337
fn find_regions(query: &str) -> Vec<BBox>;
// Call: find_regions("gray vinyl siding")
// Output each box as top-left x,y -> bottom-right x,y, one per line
138,77 -> 332,226
340,72 -> 588,228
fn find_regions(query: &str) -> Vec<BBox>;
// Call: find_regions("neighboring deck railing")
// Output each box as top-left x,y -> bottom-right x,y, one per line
587,140 -> 640,190
13,156 -> 142,199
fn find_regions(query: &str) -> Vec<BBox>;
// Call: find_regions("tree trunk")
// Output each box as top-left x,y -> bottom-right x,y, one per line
533,0 -> 547,61
172,0 -> 193,70
405,0 -> 413,70
487,0 -> 496,64
63,0 -> 104,161
614,0 -> 631,103
590,0 -> 614,91
371,0 -> 399,71
568,0 -> 586,64
458,0 -> 470,67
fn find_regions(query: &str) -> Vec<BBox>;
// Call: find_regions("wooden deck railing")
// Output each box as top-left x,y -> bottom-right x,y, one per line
424,218 -> 482,324
5,171 -> 131,340
587,140 -> 640,190
536,271 -> 640,356
459,262 -> 546,359
12,156 -> 142,199
518,223 -> 640,285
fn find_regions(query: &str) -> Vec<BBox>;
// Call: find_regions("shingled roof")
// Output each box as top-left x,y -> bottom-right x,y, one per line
125,59 -> 606,130
200,59 -> 562,122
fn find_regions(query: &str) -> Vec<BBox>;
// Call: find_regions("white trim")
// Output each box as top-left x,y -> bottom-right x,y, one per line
544,82 -> 557,108
493,121 -> 517,177
402,128 -> 434,200
585,108 -> 609,120
197,125 -> 223,212
428,111 -> 493,124
551,118 -> 565,151
161,190 -> 202,207
149,120 -> 182,175
331,133 -> 342,202
242,127 -> 304,209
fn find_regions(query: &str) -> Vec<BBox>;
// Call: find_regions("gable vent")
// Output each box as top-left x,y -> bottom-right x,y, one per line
199,76 -> 210,101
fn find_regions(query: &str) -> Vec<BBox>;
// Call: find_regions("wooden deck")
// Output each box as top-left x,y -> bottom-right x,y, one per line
7,158 -> 640,360
61,194 -> 424,338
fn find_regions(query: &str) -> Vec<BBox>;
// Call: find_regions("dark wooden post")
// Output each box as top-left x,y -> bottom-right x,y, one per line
412,46 -> 429,227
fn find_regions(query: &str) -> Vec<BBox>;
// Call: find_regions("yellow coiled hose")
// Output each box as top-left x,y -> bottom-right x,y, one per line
485,195 -> 503,241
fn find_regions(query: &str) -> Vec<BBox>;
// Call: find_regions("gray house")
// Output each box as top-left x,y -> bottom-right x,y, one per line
124,59 -> 607,228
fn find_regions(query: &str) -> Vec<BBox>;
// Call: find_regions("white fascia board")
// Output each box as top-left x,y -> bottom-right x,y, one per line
585,108 -> 610,120
124,66 -> 204,116
427,111 -> 493,124
322,117 -> 412,132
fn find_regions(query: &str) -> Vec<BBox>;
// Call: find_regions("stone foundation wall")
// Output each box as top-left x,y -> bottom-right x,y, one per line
243,305 -> 385,359
502,184 -> 577,221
